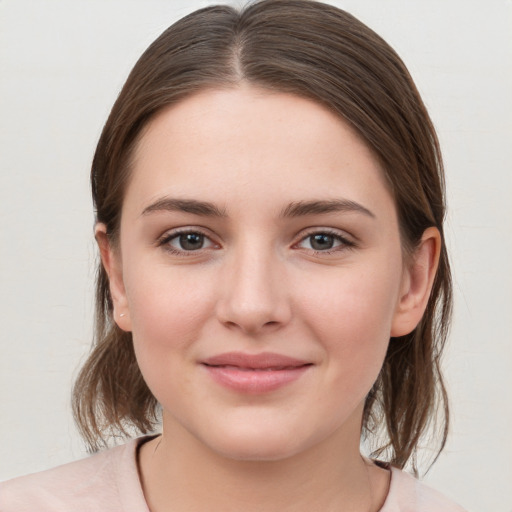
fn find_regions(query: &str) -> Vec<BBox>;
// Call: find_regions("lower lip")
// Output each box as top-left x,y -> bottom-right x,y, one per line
202,365 -> 311,394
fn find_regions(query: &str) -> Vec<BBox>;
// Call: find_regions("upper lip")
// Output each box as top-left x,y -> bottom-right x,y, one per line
202,352 -> 312,370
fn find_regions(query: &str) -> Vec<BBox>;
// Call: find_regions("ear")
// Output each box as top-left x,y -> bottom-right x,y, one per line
391,227 -> 441,337
95,223 -> 132,332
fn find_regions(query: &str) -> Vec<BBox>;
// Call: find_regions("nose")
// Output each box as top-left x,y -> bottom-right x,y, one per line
215,244 -> 292,335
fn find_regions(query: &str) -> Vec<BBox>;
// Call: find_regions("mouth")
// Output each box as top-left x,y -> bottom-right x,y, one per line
205,364 -> 309,371
201,352 -> 313,393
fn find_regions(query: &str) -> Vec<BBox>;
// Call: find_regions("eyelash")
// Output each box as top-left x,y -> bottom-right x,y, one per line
156,228 -> 356,257
157,229 -> 218,256
296,228 -> 356,254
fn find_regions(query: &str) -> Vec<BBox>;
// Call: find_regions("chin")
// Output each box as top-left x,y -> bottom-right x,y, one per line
201,424 -> 315,463
216,442 -> 300,462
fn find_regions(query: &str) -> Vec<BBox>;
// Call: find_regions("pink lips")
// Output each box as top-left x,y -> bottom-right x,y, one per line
201,352 -> 312,394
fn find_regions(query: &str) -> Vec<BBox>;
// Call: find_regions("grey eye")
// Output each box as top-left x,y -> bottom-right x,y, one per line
181,233 -> 203,250
169,232 -> 212,251
296,231 -> 354,253
309,233 -> 336,251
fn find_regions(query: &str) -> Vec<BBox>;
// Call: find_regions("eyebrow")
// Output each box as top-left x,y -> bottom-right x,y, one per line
142,198 -> 228,217
141,197 -> 375,219
279,199 -> 375,219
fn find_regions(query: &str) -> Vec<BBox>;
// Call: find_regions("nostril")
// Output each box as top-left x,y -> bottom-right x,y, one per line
264,321 -> 285,332
221,318 -> 283,335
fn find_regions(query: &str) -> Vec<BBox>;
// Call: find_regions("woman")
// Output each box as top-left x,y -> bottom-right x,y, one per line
1,1 -> 466,510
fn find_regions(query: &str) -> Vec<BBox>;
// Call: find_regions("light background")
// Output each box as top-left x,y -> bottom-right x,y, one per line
0,1 -> 511,510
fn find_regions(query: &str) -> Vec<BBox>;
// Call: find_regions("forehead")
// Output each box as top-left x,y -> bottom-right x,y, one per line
126,86 -> 394,220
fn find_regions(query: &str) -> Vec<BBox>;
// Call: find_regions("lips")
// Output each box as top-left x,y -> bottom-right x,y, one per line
201,352 -> 312,393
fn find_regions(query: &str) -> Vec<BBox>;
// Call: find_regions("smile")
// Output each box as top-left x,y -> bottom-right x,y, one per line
201,352 -> 313,394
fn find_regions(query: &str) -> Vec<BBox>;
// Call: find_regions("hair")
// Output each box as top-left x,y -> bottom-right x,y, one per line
73,0 -> 452,474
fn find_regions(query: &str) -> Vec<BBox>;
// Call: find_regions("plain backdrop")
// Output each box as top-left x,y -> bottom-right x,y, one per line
1,1 -> 511,510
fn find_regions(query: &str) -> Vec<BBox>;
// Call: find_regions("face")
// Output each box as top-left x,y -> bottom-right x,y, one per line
102,86 -> 428,462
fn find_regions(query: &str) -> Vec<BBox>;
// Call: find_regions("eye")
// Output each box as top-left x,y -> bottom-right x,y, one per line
296,230 -> 355,253
158,230 -> 217,254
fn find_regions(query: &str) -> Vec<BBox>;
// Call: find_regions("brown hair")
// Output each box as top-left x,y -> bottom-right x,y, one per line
73,0 -> 452,474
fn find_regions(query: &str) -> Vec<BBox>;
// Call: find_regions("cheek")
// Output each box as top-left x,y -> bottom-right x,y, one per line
297,263 -> 401,382
123,264 -> 217,377
301,264 -> 400,334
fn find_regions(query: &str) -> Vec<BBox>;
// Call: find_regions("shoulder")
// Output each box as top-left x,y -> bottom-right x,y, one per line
380,467 -> 467,512
0,437 -> 150,512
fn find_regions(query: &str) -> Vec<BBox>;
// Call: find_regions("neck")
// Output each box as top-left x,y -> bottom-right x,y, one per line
138,415 -> 388,512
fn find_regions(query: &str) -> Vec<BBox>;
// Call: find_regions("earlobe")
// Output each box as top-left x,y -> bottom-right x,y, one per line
391,227 -> 441,337
95,223 -> 132,332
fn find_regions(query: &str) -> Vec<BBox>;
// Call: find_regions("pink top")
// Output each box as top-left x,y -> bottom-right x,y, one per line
1,436 -> 466,511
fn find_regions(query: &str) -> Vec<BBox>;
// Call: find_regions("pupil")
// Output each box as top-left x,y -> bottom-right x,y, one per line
180,233 -> 204,250
311,234 -> 334,250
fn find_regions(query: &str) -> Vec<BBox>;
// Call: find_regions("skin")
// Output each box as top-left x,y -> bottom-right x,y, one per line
97,85 -> 440,512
